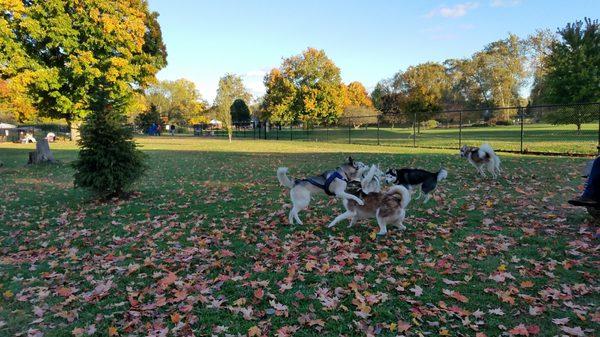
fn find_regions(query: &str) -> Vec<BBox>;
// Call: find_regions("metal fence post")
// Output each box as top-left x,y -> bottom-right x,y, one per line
276,124 -> 279,140
306,123 -> 309,141
348,123 -> 351,144
377,117 -> 380,146
520,106 -> 524,154
413,112 -> 417,148
290,124 -> 293,141
459,110 -> 463,148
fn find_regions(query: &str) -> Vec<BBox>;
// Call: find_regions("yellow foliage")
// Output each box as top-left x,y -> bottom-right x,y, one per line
345,81 -> 373,108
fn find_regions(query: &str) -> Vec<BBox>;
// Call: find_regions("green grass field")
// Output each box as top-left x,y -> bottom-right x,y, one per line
0,138 -> 598,336
226,123 -> 598,155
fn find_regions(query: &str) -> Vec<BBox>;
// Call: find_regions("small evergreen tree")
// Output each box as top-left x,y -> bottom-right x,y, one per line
73,83 -> 147,198
230,99 -> 251,122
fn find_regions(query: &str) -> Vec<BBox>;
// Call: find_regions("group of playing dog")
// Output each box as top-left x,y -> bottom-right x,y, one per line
277,143 -> 501,236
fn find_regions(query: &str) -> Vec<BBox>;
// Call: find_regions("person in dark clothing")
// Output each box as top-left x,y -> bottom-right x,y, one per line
569,156 -> 600,207
149,123 -> 157,136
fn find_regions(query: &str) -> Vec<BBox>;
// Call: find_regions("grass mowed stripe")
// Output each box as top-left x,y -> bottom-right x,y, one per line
0,138 -> 596,336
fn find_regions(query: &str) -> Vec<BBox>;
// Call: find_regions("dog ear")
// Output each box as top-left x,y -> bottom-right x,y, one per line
348,156 -> 354,165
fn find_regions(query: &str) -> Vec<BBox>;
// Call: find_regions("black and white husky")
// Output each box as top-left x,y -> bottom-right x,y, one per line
384,168 -> 448,203
277,157 -> 366,225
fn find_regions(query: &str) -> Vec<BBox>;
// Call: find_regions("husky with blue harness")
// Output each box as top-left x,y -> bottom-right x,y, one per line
277,157 -> 366,225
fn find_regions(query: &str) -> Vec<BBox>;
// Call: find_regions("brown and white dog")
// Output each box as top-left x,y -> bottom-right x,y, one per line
328,165 -> 411,236
277,157 -> 366,225
460,143 -> 501,179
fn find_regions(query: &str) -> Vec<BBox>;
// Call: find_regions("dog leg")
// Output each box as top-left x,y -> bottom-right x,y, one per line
478,166 -> 486,178
376,209 -> 387,236
293,209 -> 303,225
328,210 -> 354,228
288,207 -> 303,225
289,188 -> 310,225
423,193 -> 431,203
487,163 -> 497,179
347,215 -> 358,228
394,209 -> 407,231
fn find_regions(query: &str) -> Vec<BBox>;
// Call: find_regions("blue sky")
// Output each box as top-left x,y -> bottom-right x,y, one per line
147,0 -> 599,103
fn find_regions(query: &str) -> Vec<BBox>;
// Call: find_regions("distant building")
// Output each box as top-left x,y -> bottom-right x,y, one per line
209,119 -> 223,129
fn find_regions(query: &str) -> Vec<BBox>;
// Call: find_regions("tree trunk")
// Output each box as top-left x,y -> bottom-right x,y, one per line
28,139 -> 56,165
69,120 -> 82,142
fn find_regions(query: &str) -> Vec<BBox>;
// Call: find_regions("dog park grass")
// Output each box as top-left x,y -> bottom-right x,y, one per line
0,137 -> 598,336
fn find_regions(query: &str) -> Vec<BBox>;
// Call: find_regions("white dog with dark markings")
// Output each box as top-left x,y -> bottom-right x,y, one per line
277,157 -> 366,225
459,143 -> 501,179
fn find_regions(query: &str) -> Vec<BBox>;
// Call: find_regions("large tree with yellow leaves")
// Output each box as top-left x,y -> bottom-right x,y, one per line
263,48 -> 345,126
0,0 -> 167,130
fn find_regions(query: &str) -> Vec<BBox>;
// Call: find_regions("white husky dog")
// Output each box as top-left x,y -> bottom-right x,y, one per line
277,157 -> 366,225
348,164 -> 384,195
460,143 -> 501,179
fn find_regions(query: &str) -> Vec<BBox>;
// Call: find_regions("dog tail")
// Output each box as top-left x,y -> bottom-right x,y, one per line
437,168 -> 448,182
478,143 -> 496,158
363,164 -> 378,183
277,167 -> 295,189
387,185 -> 411,209
479,143 -> 501,171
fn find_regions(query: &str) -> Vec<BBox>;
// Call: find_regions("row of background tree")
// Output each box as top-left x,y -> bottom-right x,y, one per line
2,18 -> 598,134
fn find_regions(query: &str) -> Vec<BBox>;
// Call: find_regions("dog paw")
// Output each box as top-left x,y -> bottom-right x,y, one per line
357,199 -> 365,206
327,223 -> 336,228
376,231 -> 387,236
395,224 -> 406,231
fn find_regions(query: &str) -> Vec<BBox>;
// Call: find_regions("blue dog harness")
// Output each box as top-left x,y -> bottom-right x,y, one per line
304,171 -> 346,196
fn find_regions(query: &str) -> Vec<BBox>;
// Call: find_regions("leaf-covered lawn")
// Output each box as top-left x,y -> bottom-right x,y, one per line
0,138 -> 598,337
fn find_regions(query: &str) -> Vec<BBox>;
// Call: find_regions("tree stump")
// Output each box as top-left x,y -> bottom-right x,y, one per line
28,139 -> 56,164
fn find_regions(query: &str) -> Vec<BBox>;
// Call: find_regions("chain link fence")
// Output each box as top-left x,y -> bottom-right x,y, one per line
3,103 -> 597,156
220,102 -> 599,156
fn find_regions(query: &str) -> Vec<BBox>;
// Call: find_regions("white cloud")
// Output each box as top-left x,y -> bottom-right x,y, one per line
426,2 -> 479,18
490,0 -> 521,7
